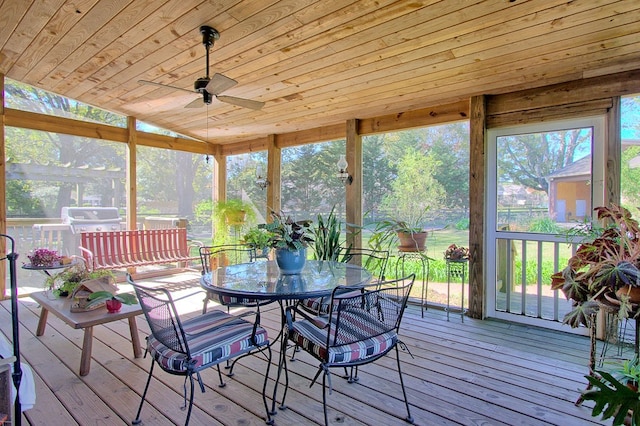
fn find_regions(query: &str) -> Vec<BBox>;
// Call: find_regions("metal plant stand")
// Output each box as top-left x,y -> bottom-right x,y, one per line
1,234 -> 21,425
446,259 -> 468,322
395,250 -> 430,317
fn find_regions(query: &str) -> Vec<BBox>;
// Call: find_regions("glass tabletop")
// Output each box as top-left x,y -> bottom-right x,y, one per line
200,260 -> 373,301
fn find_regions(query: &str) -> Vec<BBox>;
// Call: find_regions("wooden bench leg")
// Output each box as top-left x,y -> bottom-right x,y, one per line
80,326 -> 93,376
36,307 -> 49,336
128,317 -> 142,358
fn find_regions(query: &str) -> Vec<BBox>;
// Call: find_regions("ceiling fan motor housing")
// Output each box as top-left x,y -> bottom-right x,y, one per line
194,77 -> 210,93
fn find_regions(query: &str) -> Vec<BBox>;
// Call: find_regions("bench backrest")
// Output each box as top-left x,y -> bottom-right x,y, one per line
80,228 -> 190,269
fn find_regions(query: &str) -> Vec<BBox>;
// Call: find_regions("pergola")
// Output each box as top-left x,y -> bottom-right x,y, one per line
1,0 -> 639,319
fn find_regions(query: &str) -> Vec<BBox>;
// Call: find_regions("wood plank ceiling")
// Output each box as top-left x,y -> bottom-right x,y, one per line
0,0 -> 638,148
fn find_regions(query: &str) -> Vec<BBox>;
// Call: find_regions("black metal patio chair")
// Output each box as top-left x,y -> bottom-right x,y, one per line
199,244 -> 263,314
299,247 -> 390,316
281,275 -> 415,425
128,274 -> 273,426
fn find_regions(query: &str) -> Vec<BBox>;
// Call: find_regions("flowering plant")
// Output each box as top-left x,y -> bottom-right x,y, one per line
444,244 -> 469,261
27,248 -> 62,267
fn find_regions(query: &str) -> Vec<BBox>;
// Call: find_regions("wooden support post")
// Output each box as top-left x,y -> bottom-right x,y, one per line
267,134 -> 281,217
345,119 -> 362,249
468,96 -> 486,319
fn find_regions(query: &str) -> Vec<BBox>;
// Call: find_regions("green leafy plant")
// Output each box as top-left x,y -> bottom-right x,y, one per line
312,206 -> 350,261
528,217 -> 562,234
612,357 -> 640,389
368,210 -> 429,252
212,198 -> 257,245
551,204 -> 640,328
581,370 -> 640,425
242,227 -> 272,250
86,290 -> 138,308
45,264 -> 115,297
262,211 -> 313,251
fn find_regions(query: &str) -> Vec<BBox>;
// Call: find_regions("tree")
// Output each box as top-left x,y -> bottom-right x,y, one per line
380,148 -> 446,225
498,129 -> 590,194
5,80 -> 126,215
424,123 -> 470,211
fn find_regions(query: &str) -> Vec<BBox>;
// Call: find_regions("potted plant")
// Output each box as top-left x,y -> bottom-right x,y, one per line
45,264 -> 115,298
612,357 -> 640,392
263,211 -> 313,274
551,204 -> 640,328
369,208 -> 429,252
581,369 -> 640,425
312,206 -> 351,262
444,244 -> 469,261
27,248 -> 62,267
86,290 -> 138,313
212,198 -> 257,245
242,227 -> 272,258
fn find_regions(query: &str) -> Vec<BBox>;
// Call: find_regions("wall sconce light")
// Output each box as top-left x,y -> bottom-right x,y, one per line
337,155 -> 352,185
255,165 -> 270,190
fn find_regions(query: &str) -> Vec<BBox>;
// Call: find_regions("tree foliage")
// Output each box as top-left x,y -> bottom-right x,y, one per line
498,129 -> 590,194
5,80 -> 209,220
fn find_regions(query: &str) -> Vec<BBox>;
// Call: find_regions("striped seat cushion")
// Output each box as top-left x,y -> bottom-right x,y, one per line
207,290 -> 262,307
300,289 -> 362,315
148,309 -> 268,373
300,296 -> 330,314
288,309 -> 397,364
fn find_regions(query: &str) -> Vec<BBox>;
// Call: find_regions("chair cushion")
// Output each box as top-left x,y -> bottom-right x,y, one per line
148,309 -> 268,373
288,309 -> 397,364
300,296 -> 330,314
207,290 -> 265,307
299,289 -> 361,315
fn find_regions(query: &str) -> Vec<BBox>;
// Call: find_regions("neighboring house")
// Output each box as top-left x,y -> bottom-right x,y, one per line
546,156 -> 592,223
546,139 -> 640,222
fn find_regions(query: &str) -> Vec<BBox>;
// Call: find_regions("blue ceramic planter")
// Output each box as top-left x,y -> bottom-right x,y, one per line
275,248 -> 306,274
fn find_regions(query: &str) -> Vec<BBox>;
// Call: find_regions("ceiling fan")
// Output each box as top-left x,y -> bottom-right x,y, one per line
138,26 -> 264,110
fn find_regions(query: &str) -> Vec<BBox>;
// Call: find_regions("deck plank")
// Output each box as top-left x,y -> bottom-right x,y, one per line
0,272 -> 608,425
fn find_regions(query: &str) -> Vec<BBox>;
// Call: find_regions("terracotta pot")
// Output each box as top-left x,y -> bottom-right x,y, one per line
616,285 -> 640,303
397,231 -> 427,252
106,298 -> 122,313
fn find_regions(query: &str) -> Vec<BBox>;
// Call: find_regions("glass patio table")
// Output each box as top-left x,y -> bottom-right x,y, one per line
200,259 -> 372,415
200,259 -> 372,302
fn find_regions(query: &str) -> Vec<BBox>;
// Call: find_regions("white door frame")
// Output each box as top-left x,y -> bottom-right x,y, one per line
485,116 -> 606,329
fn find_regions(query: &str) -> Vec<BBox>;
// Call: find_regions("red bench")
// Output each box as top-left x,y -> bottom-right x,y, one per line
79,228 -> 202,271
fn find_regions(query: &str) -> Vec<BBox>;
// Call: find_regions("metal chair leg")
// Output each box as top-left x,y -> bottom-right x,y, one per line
321,369 -> 329,426
183,373 -> 196,426
396,346 -> 414,424
132,361 -> 155,425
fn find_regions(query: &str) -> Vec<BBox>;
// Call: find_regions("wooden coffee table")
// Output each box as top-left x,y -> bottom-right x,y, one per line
30,291 -> 143,376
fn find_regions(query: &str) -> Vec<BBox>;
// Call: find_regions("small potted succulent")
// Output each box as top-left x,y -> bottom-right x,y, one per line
551,204 -> 640,328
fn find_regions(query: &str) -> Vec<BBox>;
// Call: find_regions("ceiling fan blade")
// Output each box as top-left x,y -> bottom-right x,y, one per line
138,80 -> 194,94
216,95 -> 264,110
206,73 -> 237,95
184,97 -> 204,108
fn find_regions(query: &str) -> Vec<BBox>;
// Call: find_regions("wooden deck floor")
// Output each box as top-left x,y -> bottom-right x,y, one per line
0,271 -> 607,425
